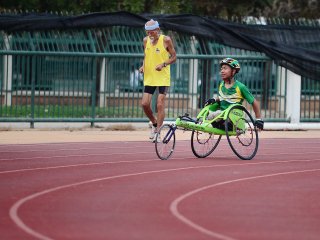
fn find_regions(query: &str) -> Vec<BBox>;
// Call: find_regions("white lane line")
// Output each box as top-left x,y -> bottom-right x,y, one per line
1,143 -> 319,154
0,151 -> 156,162
0,147 -> 138,153
170,168 -> 320,240
9,160 -> 320,239
0,144 -> 153,153
0,138 -> 317,148
1,157 -> 320,175
0,159 -> 155,174
9,165 -> 230,240
0,141 -> 147,148
2,156 -> 320,175
0,148 -> 194,162
1,148 -> 320,162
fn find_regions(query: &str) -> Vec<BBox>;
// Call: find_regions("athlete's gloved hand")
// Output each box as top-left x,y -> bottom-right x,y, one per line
255,119 -> 264,130
204,98 -> 216,106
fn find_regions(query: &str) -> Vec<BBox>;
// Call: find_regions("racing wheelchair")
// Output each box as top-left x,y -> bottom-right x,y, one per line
155,102 -> 259,160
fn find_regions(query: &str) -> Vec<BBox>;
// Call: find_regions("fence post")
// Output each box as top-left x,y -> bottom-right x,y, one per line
3,35 -> 12,107
189,58 -> 198,110
30,55 -> 35,128
99,58 -> 107,108
90,58 -> 96,127
286,69 -> 301,124
3,55 -> 12,106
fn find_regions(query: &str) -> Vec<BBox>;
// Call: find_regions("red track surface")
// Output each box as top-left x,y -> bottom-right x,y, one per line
1,138 -> 320,240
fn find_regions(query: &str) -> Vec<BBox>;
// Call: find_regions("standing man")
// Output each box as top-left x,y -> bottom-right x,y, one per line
139,19 -> 177,142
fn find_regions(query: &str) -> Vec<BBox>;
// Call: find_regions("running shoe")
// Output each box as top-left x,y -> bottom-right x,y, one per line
150,124 -> 157,139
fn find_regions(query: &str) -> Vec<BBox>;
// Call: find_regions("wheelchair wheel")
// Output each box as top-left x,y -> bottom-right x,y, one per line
155,124 -> 176,160
225,105 -> 259,160
191,130 -> 222,158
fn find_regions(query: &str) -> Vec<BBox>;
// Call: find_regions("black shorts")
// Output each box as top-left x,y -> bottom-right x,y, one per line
144,86 -> 169,95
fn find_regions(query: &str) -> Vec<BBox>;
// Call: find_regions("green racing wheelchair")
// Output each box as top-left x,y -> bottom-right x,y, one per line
155,102 -> 259,160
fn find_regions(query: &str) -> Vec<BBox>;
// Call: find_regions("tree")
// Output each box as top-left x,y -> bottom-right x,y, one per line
0,0 -> 319,18
263,0 -> 320,18
187,0 -> 273,19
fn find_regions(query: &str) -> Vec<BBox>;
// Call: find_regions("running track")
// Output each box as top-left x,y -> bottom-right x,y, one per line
1,137 -> 320,240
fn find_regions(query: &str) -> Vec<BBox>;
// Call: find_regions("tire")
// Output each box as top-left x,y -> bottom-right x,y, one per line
191,130 -> 221,158
155,124 -> 176,160
225,105 -> 259,160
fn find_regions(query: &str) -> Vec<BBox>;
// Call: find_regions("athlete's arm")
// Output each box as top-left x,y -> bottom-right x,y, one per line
155,36 -> 177,71
164,36 -> 177,65
252,99 -> 261,119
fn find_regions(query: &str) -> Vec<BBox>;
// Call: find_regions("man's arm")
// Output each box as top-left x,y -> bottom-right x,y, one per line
164,36 -> 177,65
252,99 -> 264,130
252,99 -> 261,119
155,36 -> 177,71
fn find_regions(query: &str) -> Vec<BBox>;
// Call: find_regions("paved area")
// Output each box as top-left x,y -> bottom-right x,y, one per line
2,135 -> 320,239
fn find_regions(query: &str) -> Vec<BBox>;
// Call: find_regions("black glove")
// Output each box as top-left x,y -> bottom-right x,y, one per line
204,98 -> 216,106
255,119 -> 264,130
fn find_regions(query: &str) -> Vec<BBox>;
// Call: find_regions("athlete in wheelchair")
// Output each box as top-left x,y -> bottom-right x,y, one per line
155,58 -> 264,160
204,58 -> 263,130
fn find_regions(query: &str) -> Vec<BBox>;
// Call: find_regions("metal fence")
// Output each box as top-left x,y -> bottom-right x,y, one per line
0,25 -> 319,127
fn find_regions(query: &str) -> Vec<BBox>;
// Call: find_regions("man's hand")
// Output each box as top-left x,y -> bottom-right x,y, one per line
255,119 -> 264,130
155,63 -> 164,71
204,98 -> 216,106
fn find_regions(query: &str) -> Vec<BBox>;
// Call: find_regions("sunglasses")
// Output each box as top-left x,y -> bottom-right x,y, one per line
145,29 -> 158,34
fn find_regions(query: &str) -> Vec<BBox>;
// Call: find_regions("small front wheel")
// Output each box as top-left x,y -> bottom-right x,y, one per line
155,124 -> 176,160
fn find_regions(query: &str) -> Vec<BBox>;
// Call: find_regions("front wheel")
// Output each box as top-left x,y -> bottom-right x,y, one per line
191,130 -> 221,158
225,105 -> 259,160
155,124 -> 176,160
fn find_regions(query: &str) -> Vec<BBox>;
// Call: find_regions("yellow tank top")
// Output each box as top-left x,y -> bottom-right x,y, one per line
144,34 -> 170,86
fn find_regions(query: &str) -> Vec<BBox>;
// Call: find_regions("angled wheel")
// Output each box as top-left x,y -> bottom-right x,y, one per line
191,130 -> 221,158
225,105 -> 259,160
155,124 -> 176,160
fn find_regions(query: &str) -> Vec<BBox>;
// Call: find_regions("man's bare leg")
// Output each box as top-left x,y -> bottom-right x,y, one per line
141,92 -> 157,124
156,93 -> 166,132
141,92 -> 158,140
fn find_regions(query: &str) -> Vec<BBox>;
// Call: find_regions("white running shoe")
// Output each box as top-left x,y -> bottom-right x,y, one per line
149,124 -> 157,139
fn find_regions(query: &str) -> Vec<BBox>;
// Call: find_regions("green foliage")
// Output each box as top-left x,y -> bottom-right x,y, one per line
147,0 -> 193,14
0,0 -> 319,18
122,0 -> 145,13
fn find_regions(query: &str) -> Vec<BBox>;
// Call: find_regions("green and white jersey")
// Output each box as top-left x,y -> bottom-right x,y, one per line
218,80 -> 255,110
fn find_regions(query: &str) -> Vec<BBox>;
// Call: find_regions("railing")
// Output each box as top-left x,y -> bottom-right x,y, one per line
0,26 -> 319,127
